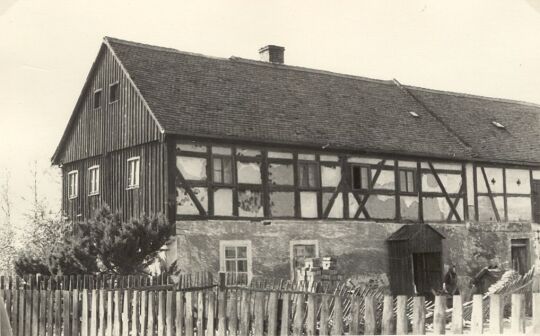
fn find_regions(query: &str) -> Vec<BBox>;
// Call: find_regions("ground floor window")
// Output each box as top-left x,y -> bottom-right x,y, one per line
511,239 -> 529,275
290,240 -> 319,278
219,240 -> 252,284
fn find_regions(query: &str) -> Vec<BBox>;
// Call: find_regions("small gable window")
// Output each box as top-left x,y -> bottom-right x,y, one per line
399,169 -> 416,193
127,157 -> 140,189
351,165 -> 371,190
298,161 -> 319,189
109,82 -> 119,103
88,166 -> 100,196
68,170 -> 78,199
93,90 -> 102,109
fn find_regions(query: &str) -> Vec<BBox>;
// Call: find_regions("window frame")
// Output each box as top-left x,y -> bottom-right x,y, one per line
351,164 -> 371,191
297,160 -> 320,190
93,89 -> 102,109
399,168 -> 417,194
289,240 -> 319,278
109,81 -> 119,104
127,157 -> 140,189
212,155 -> 234,186
67,170 -> 79,199
88,165 -> 100,196
219,240 -> 252,283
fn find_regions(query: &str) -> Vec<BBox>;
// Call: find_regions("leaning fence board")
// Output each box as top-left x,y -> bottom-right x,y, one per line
452,295 -> 463,335
396,295 -> 408,335
292,293 -> 303,335
511,293 -> 525,334
471,294 -> 483,334
433,295 -> 446,335
331,295 -> 343,336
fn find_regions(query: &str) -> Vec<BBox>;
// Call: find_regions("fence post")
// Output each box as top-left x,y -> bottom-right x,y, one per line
107,290 -> 113,336
131,291 -> 139,336
364,295 -> 377,335
239,290 -> 250,336
33,290 -> 40,336
197,291 -> 204,336
533,292 -> 540,334
471,294 -> 483,334
451,295 -> 463,334
382,295 -> 394,335
489,294 -> 502,334
54,289 -> 61,336
319,295 -> 329,336
396,295 -> 408,335
146,291 -> 155,336
511,293 -> 525,334
433,295 -> 446,335
350,296 -> 360,336
207,291 -> 216,336
81,289 -> 89,336
292,293 -> 304,335
267,292 -> 278,336
158,291 -> 165,336
18,288 -> 25,336
280,293 -> 290,336
306,294 -> 316,336
90,289 -> 98,336
331,295 -> 343,336
115,290 -> 122,336
25,289 -> 31,336
412,296 -> 425,335
217,289 -> 226,336
122,290 -> 130,336
228,290 -> 238,335
185,291 -> 193,336
40,290 -> 48,336
253,292 -> 264,336
175,291 -> 184,336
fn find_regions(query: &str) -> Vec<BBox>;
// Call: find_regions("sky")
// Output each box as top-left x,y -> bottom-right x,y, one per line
0,0 -> 540,229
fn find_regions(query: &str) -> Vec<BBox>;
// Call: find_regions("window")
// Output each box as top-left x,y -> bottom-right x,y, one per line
127,157 -> 140,189
88,166 -> 99,196
68,170 -> 78,199
213,157 -> 233,184
298,162 -> 319,189
220,241 -> 251,284
399,169 -> 416,193
351,165 -> 370,190
290,240 -> 319,277
93,90 -> 102,109
109,82 -> 119,103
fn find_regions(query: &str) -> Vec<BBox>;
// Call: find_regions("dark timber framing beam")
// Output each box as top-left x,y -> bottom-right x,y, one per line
354,160 -> 387,219
427,161 -> 461,222
480,166 -> 501,222
175,167 -> 207,216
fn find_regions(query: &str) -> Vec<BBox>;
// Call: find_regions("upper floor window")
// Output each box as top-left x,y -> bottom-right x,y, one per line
127,157 -> 140,189
68,170 -> 78,199
93,89 -> 102,109
88,166 -> 100,196
399,169 -> 416,193
213,157 -> 233,184
109,82 -> 119,103
298,161 -> 319,189
351,165 -> 370,190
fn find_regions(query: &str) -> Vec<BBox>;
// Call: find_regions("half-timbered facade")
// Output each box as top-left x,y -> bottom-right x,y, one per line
53,37 -> 540,297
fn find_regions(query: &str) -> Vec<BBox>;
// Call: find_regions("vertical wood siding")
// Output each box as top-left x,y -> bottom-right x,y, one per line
58,46 -> 162,164
62,142 -> 167,221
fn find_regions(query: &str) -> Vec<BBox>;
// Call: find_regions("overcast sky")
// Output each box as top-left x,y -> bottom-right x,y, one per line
1,0 -> 539,226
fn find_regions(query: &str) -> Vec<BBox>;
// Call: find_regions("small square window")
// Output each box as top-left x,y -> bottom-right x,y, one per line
298,162 -> 319,189
68,170 -> 78,199
220,241 -> 251,284
399,169 -> 416,193
88,166 -> 100,196
93,90 -> 102,109
213,157 -> 233,184
351,165 -> 371,190
109,82 -> 119,103
127,157 -> 140,189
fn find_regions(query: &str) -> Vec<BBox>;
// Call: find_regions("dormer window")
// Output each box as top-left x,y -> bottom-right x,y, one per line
93,89 -> 102,109
109,82 -> 119,103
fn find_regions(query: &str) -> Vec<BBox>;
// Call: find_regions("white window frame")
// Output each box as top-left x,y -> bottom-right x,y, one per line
109,81 -> 119,104
219,240 -> 252,282
290,240 -> 319,278
127,157 -> 140,189
88,165 -> 100,196
68,170 -> 79,199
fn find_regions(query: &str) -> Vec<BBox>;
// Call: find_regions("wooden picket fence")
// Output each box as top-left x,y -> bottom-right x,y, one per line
1,283 -> 539,335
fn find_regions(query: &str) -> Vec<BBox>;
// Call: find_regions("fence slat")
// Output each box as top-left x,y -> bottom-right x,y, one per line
396,295 -> 408,335
253,292 -> 264,336
54,290 -> 61,336
217,290 -> 226,336
166,290 -> 174,336
146,291 -> 155,336
433,295 -> 446,335
25,289 -> 32,336
98,290 -> 106,336
350,296 -> 360,336
185,291 -> 193,336
122,290 -> 130,336
227,290 -> 238,336
207,292 -> 216,336
279,293 -> 290,336
90,289 -> 98,336
62,290 -> 70,336
451,295 -> 463,334
533,293 -> 540,334
365,295 -> 376,335
382,295 -> 394,335
197,291 -> 204,336
131,291 -> 140,336
471,294 -> 483,334
176,291 -> 184,336
305,294 -> 316,336
82,289 -> 89,336
39,290 -> 46,336
239,290 -> 250,336
489,294 -> 502,334
331,295 -> 343,336
267,292 -> 277,336
12,286 -> 18,336
411,296 -> 425,335
18,289 -> 24,336
158,291 -> 165,336
292,293 -> 304,335
106,290 -> 113,336
511,293 -> 525,334
32,290 -> 39,336
140,291 -> 147,336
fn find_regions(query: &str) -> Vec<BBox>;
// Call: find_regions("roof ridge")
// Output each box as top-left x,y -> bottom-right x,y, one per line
406,84 -> 540,110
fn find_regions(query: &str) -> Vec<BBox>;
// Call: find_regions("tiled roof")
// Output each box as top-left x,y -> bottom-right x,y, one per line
387,224 -> 445,241
105,37 -> 540,164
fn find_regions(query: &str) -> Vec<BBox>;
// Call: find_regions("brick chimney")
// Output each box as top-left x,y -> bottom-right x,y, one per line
259,45 -> 285,64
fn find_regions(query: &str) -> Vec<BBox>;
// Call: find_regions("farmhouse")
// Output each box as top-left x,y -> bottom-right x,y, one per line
52,37 -> 540,298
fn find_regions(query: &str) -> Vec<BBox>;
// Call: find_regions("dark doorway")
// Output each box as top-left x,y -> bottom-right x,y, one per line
413,252 -> 442,299
532,181 -> 540,223
511,239 -> 529,275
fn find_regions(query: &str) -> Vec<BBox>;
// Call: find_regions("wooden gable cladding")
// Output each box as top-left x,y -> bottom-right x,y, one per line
56,44 -> 162,164
62,141 -> 167,221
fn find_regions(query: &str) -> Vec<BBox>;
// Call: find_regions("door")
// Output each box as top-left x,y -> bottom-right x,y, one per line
532,181 -> 540,223
511,239 -> 529,275
412,252 -> 442,299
